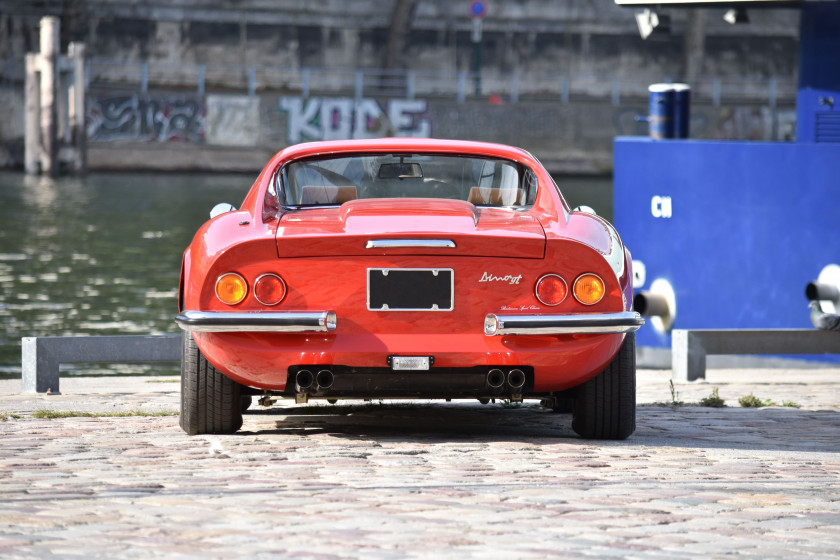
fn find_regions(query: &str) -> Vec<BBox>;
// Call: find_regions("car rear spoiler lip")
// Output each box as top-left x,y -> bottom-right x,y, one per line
484,311 -> 644,336
175,310 -> 337,333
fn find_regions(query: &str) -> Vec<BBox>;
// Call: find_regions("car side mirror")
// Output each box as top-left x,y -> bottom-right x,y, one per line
210,203 -> 237,219
573,205 -> 597,215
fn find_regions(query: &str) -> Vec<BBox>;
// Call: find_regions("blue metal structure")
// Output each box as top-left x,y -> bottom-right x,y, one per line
613,1 -> 840,352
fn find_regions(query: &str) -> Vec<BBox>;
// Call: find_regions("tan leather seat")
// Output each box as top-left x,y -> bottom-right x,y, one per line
300,185 -> 358,205
467,186 -> 525,206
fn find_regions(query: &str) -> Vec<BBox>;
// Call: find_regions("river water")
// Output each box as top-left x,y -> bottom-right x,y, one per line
0,171 -> 610,379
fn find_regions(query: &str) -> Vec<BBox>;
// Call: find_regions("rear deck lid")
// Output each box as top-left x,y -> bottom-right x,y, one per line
276,199 -> 545,258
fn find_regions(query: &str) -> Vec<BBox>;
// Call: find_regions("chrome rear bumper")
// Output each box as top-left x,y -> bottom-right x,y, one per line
484,311 -> 644,336
175,310 -> 337,333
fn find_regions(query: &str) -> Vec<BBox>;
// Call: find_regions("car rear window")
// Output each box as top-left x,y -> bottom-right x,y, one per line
278,154 -> 537,208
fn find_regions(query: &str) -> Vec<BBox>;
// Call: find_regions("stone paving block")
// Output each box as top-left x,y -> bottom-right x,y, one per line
2,370 -> 840,557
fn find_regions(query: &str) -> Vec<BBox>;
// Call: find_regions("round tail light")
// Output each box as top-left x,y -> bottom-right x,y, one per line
254,273 -> 287,306
535,274 -> 568,306
215,273 -> 247,305
573,273 -> 605,305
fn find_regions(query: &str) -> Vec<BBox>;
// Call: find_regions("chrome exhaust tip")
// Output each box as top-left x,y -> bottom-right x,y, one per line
296,369 -> 314,390
507,369 -> 526,389
487,368 -> 505,389
316,369 -> 334,390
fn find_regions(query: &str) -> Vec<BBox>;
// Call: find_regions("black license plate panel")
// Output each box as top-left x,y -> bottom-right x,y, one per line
367,268 -> 454,311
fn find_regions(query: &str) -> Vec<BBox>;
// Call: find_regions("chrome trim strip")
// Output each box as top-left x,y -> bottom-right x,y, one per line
366,239 -> 456,249
175,310 -> 337,333
484,311 -> 644,336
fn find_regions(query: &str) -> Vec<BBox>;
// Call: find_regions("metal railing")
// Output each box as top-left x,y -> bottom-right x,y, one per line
1,55 -> 797,107
83,58 -> 796,107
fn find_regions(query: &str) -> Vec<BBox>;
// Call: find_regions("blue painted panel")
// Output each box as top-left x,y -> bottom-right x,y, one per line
798,2 -> 840,93
797,88 -> 840,143
613,137 -> 840,350
796,2 -> 840,143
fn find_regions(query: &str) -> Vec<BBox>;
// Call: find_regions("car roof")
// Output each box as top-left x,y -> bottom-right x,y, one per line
272,138 -> 537,165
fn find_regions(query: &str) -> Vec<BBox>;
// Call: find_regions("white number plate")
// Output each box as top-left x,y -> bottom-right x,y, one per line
390,356 -> 431,371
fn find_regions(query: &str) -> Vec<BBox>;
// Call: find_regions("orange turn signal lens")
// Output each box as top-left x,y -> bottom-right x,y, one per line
215,273 -> 247,305
535,274 -> 568,306
573,273 -> 605,305
254,273 -> 286,306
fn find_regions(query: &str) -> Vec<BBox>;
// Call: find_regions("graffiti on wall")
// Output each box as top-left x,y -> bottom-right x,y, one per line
87,95 -> 206,142
279,97 -> 431,144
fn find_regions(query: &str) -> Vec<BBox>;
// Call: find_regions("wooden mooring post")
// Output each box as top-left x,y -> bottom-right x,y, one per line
24,16 -> 87,176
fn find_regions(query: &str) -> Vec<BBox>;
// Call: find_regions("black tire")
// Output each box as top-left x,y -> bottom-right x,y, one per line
572,332 -> 636,440
180,331 -> 243,435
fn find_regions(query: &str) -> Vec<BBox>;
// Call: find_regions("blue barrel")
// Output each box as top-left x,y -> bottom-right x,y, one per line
672,84 -> 691,138
648,84 -> 675,139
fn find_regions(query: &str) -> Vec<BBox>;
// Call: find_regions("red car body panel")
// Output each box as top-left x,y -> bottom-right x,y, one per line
178,138 -> 639,399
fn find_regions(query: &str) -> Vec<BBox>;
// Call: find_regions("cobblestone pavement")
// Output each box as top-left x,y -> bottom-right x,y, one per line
1,368 -> 839,559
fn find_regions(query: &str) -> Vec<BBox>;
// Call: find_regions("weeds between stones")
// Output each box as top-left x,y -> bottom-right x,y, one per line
652,380 -> 685,408
699,387 -> 726,408
737,394 -> 801,408
32,409 -> 178,419
738,393 -> 774,408
650,383 -> 802,410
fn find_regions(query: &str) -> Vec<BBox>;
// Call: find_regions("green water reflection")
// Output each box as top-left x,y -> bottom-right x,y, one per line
0,171 -> 610,378
0,171 -> 253,377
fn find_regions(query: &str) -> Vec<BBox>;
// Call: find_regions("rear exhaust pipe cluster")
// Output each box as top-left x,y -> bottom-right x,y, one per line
507,369 -> 526,389
296,369 -> 334,392
316,369 -> 334,390
486,368 -> 526,391
296,369 -> 314,390
487,369 -> 505,389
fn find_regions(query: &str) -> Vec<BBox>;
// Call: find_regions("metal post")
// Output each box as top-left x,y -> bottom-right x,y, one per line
712,79 -> 721,108
39,16 -> 59,177
197,64 -> 205,95
248,67 -> 256,97
511,72 -> 519,103
561,75 -> 570,105
612,78 -> 620,107
302,68 -> 310,98
457,71 -> 466,103
21,338 -> 60,394
24,53 -> 40,174
407,71 -> 415,100
671,329 -> 707,382
22,335 -> 182,395
141,61 -> 149,93
769,77 -> 778,140
471,18 -> 483,97
354,70 -> 364,102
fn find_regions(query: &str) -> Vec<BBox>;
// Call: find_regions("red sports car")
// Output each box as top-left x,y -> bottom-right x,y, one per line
176,138 -> 642,438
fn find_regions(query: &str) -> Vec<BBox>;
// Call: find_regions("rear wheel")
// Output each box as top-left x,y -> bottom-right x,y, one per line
572,332 -> 636,440
180,331 -> 243,435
